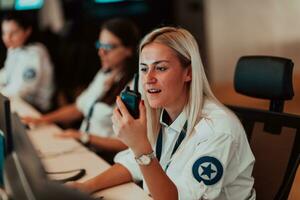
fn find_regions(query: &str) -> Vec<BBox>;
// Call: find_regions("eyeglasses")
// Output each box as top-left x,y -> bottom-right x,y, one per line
95,41 -> 121,51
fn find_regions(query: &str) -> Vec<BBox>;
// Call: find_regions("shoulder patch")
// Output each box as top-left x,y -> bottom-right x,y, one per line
23,68 -> 36,81
192,156 -> 223,185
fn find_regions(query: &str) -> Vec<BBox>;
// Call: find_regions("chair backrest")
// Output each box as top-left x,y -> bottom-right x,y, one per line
234,55 -> 294,112
227,55 -> 300,200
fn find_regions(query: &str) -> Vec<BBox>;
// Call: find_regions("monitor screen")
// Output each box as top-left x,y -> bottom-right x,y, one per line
0,94 -> 12,156
4,114 -> 94,200
0,93 -> 12,186
15,0 -> 44,10
0,136 -> 3,186
0,0 -> 44,10
95,0 -> 125,3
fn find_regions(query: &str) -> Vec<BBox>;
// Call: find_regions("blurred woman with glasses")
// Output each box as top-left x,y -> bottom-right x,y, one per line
23,18 -> 140,158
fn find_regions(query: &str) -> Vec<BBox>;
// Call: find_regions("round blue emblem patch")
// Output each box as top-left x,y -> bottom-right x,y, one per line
23,68 -> 36,81
192,156 -> 223,185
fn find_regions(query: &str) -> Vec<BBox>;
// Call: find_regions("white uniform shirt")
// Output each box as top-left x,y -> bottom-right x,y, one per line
114,99 -> 256,200
76,70 -> 115,137
0,43 -> 54,111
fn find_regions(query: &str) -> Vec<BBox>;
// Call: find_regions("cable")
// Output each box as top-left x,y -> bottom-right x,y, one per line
46,168 -> 86,183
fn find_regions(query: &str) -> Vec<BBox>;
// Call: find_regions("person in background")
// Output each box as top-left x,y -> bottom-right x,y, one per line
0,12 -> 54,112
68,27 -> 256,200
23,18 -> 140,156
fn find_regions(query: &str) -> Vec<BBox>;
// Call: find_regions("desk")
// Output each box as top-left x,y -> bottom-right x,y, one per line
10,97 -> 152,200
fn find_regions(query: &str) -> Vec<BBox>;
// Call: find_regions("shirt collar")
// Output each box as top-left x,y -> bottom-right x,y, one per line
8,47 -> 22,54
159,109 -> 187,133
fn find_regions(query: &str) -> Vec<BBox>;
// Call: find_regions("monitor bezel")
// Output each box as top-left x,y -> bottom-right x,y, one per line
0,94 -> 13,156
4,113 -> 94,200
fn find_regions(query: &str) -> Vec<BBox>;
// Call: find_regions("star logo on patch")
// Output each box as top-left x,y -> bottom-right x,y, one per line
192,156 -> 223,185
200,163 -> 217,180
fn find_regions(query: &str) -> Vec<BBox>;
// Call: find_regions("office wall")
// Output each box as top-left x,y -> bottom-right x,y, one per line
173,0 -> 209,73
205,0 -> 300,84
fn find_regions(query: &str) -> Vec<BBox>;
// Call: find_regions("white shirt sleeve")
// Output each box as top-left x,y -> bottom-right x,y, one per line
174,133 -> 237,200
114,149 -> 143,182
0,67 -> 7,88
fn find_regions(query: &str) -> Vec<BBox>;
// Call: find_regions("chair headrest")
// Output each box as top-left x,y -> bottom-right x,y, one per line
234,56 -> 294,100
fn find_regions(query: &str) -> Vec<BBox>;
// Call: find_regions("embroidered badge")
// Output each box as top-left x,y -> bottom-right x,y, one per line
23,68 -> 36,81
192,156 -> 223,185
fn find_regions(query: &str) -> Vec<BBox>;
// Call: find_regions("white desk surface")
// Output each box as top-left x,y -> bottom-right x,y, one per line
11,97 -> 152,200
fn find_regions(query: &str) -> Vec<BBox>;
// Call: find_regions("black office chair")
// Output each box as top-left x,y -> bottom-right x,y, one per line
227,56 -> 300,200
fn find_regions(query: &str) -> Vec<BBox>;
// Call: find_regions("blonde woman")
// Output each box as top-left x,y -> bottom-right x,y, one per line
69,27 -> 256,200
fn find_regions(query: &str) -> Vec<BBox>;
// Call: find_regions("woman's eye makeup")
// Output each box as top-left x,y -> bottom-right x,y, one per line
156,66 -> 167,71
139,64 -> 168,73
140,66 -> 148,72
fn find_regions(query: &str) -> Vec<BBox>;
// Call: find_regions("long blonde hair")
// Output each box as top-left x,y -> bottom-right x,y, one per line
139,27 -> 219,144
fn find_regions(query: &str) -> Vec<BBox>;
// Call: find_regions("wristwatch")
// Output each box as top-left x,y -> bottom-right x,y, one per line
135,151 -> 156,165
80,133 -> 90,145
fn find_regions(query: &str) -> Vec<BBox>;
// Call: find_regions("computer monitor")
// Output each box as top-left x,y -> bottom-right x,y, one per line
3,114 -> 94,200
0,93 -> 13,156
15,0 -> 44,10
0,0 -> 44,10
0,93 -> 12,186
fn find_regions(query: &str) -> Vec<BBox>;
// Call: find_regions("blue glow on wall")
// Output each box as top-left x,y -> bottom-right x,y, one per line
95,0 -> 125,3
15,0 -> 44,10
